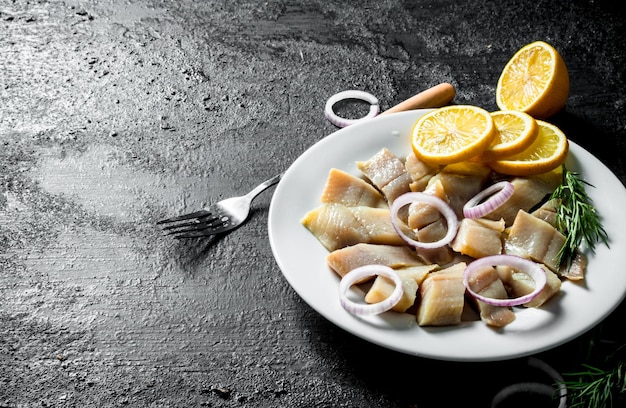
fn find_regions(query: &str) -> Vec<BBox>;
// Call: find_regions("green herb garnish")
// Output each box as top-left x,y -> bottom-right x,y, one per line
561,344 -> 626,408
551,166 -> 618,406
549,165 -> 609,268
559,305 -> 626,407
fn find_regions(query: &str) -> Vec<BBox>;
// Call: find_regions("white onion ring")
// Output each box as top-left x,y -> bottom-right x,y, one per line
324,90 -> 380,128
463,181 -> 514,219
463,254 -> 547,307
389,192 -> 459,249
338,265 -> 403,316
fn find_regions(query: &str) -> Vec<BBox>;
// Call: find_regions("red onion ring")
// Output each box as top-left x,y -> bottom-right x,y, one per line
463,254 -> 547,307
463,181 -> 514,219
324,90 -> 380,128
390,192 -> 459,249
338,265 -> 403,315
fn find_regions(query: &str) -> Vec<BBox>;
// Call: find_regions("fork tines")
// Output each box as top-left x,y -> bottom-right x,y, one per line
157,209 -> 228,238
156,209 -> 213,225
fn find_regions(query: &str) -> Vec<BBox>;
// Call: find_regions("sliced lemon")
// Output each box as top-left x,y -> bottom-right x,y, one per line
410,105 -> 496,165
478,110 -> 539,161
496,41 -> 569,119
488,120 -> 569,176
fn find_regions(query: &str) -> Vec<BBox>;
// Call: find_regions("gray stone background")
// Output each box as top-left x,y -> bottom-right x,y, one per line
1,0 -> 625,407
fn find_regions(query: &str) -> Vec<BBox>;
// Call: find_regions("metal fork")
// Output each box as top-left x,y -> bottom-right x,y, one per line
157,83 -> 456,238
157,173 -> 283,238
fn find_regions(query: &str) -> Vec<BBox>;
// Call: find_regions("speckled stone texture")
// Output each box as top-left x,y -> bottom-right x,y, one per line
1,1 -> 625,407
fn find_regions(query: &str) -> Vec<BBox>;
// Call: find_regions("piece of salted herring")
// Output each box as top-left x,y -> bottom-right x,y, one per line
327,243 -> 426,278
320,168 -> 388,209
356,148 -> 412,203
417,262 -> 466,326
301,203 -> 407,252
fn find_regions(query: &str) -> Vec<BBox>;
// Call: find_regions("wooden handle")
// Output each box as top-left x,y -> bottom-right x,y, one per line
379,82 -> 455,116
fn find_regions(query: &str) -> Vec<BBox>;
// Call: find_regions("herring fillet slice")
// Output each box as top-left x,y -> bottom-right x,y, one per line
465,265 -> 516,327
301,204 -> 405,252
504,209 -> 565,272
356,148 -> 411,203
405,152 -> 439,192
365,265 -> 437,313
497,264 -> 562,307
326,243 -> 426,277
320,168 -> 388,208
485,171 -> 562,226
451,218 -> 505,259
417,262 -> 466,326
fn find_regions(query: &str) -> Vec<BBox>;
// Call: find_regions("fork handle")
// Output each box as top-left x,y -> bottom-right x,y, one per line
245,173 -> 283,201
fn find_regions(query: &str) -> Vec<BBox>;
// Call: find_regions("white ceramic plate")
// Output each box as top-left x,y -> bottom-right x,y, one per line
268,109 -> 626,362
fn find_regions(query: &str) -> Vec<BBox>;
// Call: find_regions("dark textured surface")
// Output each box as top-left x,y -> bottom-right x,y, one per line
1,1 -> 625,406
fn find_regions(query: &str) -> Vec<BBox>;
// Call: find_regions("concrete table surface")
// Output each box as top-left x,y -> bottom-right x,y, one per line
1,1 -> 625,407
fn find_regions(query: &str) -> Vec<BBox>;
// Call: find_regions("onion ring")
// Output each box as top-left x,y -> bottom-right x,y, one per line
324,90 -> 380,128
390,192 -> 459,249
491,358 -> 566,408
338,265 -> 403,316
463,254 -> 547,307
463,181 -> 514,219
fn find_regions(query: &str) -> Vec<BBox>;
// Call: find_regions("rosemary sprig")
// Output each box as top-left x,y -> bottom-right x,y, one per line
549,165 -> 609,268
